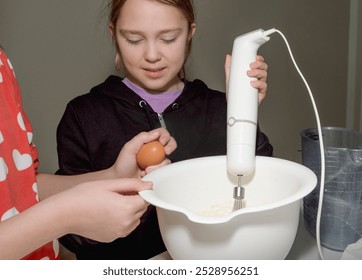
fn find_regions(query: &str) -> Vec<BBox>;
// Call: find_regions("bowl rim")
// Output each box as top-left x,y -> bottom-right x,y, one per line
140,155 -> 317,224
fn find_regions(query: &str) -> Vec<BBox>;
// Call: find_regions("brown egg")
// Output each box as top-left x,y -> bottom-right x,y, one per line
136,140 -> 166,169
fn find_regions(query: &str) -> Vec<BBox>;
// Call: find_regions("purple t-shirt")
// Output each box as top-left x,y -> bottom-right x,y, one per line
122,78 -> 183,113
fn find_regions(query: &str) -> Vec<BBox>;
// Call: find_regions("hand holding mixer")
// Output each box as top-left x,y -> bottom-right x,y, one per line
227,28 -> 276,211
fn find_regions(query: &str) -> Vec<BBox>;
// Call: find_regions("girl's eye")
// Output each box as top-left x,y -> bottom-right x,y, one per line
126,38 -> 142,45
161,38 -> 177,44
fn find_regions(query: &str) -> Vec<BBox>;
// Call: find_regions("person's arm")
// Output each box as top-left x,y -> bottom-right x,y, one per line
0,128 -> 176,260
0,178 -> 151,260
37,128 -> 176,200
36,169 -> 114,201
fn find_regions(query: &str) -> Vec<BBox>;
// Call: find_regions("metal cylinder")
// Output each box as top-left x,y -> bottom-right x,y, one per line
233,186 -> 245,199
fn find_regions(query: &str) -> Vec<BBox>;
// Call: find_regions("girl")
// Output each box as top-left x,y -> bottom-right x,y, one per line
56,0 -> 273,259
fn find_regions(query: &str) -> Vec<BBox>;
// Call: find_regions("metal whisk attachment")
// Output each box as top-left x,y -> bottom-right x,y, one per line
232,175 -> 245,211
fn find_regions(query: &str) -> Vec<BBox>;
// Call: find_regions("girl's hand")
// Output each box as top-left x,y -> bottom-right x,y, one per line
62,178 -> 153,241
224,54 -> 268,105
248,55 -> 268,104
112,128 -> 177,179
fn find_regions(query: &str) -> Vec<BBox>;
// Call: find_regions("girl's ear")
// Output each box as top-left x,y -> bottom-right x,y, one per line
109,23 -> 121,71
189,23 -> 196,40
109,23 -> 115,37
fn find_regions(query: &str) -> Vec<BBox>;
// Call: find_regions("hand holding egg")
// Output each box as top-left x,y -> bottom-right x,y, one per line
111,128 -> 176,179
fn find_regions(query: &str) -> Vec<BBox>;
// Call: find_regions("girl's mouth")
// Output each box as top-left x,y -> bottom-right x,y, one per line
143,67 -> 165,78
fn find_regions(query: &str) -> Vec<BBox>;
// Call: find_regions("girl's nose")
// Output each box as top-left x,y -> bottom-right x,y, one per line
144,42 -> 161,62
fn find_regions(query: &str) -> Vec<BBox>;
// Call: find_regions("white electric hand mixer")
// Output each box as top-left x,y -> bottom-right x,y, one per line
227,28 -> 327,260
227,28 -> 276,211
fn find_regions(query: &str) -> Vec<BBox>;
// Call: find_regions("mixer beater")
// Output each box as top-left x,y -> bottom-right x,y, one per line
232,175 -> 245,211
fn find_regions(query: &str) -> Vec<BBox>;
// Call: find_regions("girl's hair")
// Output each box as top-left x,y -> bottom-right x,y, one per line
108,0 -> 195,78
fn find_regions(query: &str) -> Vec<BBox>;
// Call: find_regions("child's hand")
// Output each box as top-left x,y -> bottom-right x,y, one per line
112,128 -> 177,179
248,55 -> 268,104
61,178 -> 153,241
224,54 -> 268,105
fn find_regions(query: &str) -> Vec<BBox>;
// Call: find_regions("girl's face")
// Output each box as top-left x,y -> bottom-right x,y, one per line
110,0 -> 195,93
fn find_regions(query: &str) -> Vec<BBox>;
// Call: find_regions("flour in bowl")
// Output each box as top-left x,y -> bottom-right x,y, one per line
196,199 -> 234,216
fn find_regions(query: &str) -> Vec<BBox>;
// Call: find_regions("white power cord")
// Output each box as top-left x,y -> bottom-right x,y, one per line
267,28 -> 326,260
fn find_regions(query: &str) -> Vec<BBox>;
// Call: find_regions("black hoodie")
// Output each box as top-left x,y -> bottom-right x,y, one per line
56,75 -> 273,259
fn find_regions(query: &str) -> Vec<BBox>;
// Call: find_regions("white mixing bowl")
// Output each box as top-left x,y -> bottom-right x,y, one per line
140,155 -> 317,259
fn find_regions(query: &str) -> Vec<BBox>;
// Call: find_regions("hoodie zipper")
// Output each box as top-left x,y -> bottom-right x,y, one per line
157,113 -> 167,128
139,100 -> 166,129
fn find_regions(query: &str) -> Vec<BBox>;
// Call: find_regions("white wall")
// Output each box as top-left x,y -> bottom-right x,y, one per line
0,0 -> 351,173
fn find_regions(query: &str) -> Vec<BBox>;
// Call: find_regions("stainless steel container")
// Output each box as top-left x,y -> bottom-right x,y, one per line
301,127 -> 362,251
